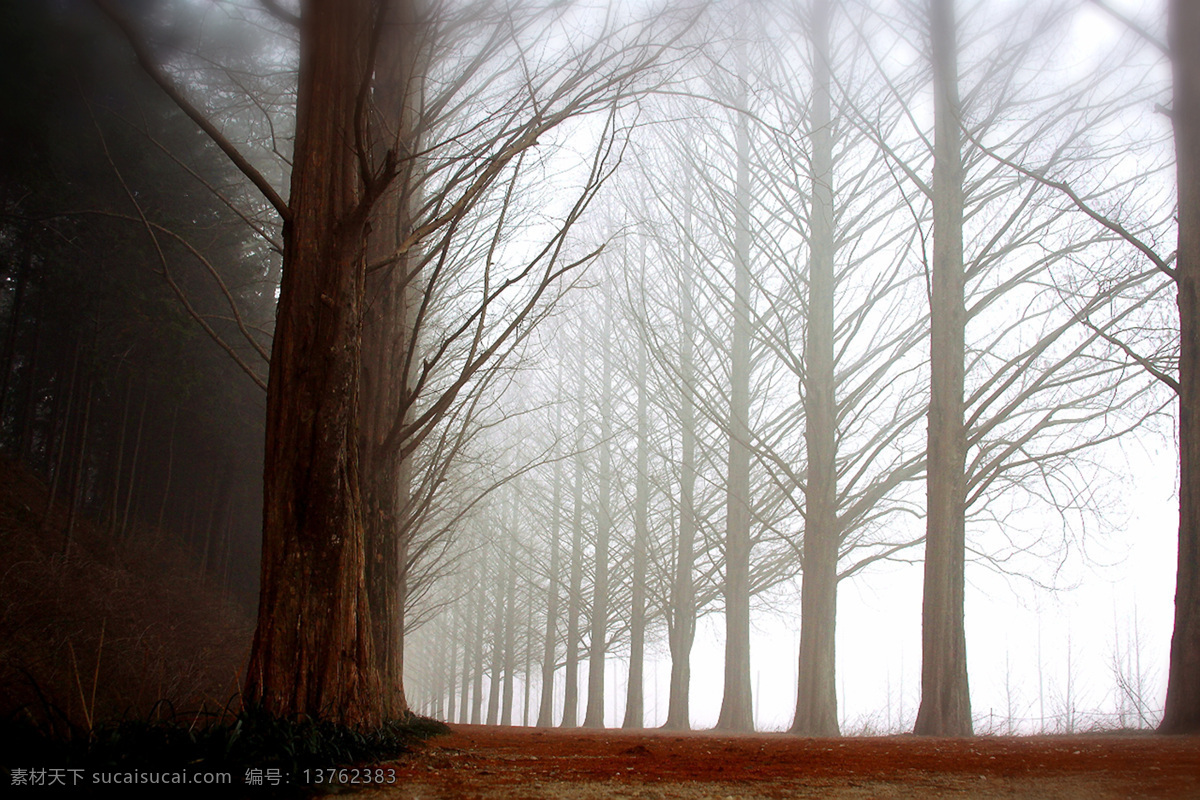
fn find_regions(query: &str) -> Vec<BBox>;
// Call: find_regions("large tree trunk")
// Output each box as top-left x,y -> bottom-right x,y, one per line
791,0 -> 840,738
244,0 -> 382,727
1162,0 -> 1200,735
716,62 -> 755,733
361,0 -> 423,721
584,295 -> 614,729
914,0 -> 971,737
665,186 -> 698,731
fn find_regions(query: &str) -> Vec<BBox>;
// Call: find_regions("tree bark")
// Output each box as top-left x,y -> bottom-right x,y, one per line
562,344 -> 587,727
502,489 -> 519,726
538,380 -> 565,726
665,184 -> 698,731
487,544 -> 505,725
716,57 -> 755,733
361,0 -> 423,721
1162,0 -> 1200,735
792,0 -> 840,738
584,293 -> 614,729
914,0 -> 972,737
471,557 -> 486,724
623,330 -> 649,729
244,0 -> 382,727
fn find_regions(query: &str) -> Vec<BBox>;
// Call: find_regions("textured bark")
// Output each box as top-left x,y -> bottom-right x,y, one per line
791,0 -> 840,738
244,0 -> 381,727
1163,0 -> 1200,736
361,0 -> 423,720
584,297 -> 614,729
914,0 -> 971,737
716,65 -> 755,733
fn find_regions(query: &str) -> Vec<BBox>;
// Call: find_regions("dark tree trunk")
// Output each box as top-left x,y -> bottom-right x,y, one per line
108,375 -> 132,540
244,0 -> 382,727
15,292 -> 43,462
42,342 -> 80,532
792,0 -> 840,738
914,0 -> 972,737
118,384 -> 148,544
64,370 -> 94,555
361,0 -> 423,721
1163,0 -> 1200,735
0,229 -> 32,439
155,405 -> 179,535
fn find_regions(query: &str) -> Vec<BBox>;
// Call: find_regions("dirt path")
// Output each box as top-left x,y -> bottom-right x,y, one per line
357,725 -> 1200,799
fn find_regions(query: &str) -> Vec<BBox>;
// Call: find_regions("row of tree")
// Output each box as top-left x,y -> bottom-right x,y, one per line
400,0 -> 1194,735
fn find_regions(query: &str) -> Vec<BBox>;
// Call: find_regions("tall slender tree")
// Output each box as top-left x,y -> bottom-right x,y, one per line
792,0 -> 839,738
914,0 -> 971,737
716,38 -> 756,732
1163,0 -> 1200,735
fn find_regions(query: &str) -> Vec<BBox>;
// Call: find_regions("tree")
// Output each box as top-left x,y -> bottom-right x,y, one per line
97,0 -> 679,725
914,0 -> 971,737
584,286 -> 616,728
715,33 -> 757,734
242,0 -> 392,726
1162,0 -> 1200,735
793,0 -> 839,737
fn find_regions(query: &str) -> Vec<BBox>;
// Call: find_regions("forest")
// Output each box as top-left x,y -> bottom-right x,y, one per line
0,0 -> 1197,791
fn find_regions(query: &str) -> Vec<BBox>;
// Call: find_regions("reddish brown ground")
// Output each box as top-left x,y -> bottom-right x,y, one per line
362,724 -> 1200,799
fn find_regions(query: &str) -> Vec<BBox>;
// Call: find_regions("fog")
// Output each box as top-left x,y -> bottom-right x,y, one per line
0,0 -> 1190,738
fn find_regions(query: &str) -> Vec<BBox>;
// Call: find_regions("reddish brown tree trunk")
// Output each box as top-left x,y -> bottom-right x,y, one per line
1162,0 -> 1200,735
361,0 -> 424,721
244,0 -> 381,727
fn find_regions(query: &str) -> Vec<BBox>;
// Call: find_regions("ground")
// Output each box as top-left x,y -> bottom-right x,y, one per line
359,725 -> 1200,799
